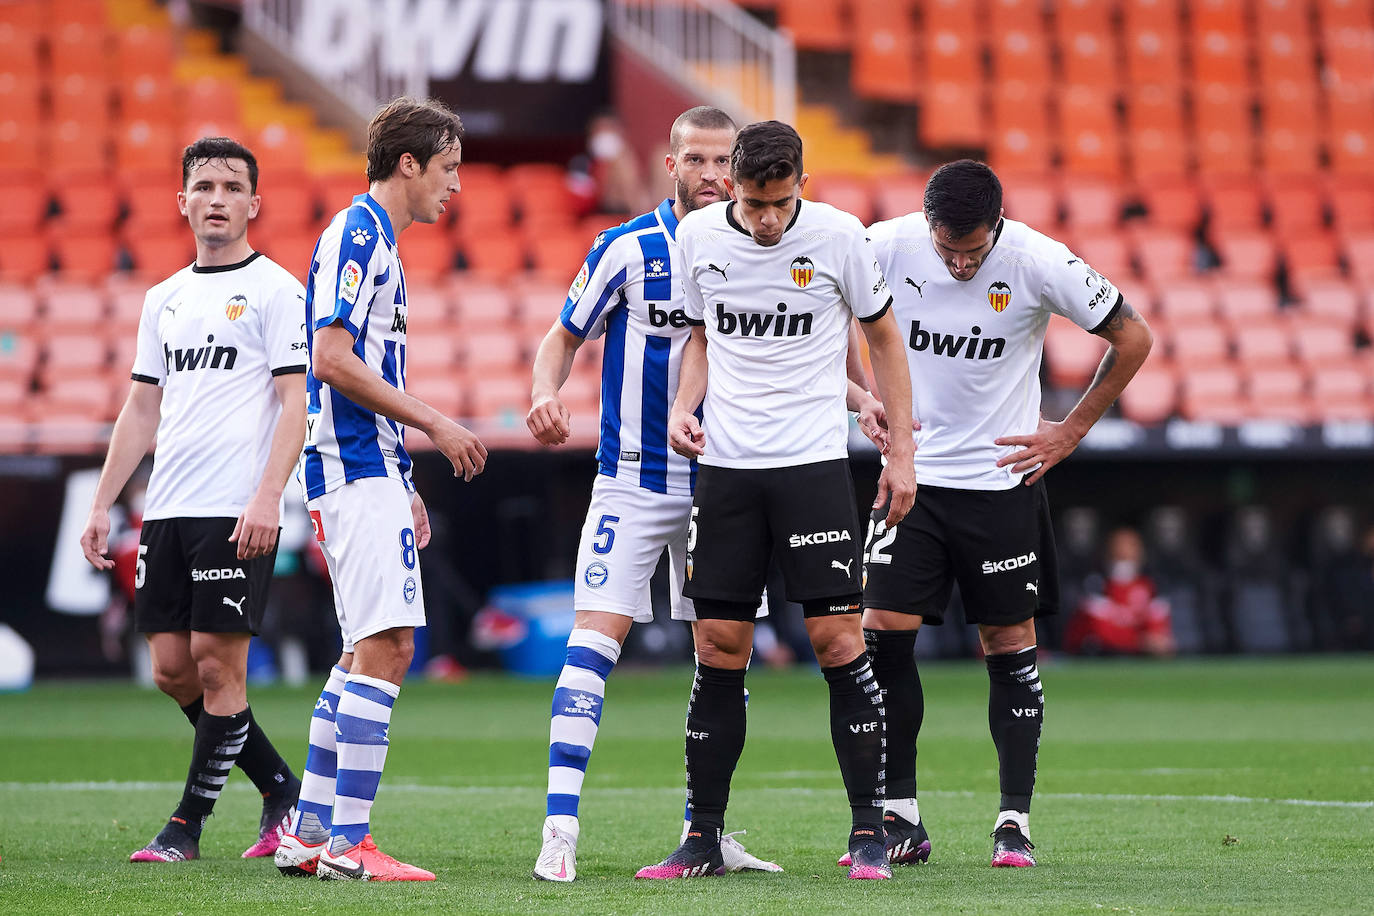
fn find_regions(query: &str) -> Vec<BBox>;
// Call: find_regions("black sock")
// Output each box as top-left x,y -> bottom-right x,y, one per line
177,696 -> 294,797
179,696 -> 204,726
171,708 -> 250,838
986,646 -> 1044,813
235,707 -> 296,797
822,653 -> 886,829
684,663 -> 747,834
865,629 -> 922,803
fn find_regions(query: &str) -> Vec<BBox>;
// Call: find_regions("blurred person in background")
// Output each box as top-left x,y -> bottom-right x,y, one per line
1065,527 -> 1175,657
79,137 -> 307,865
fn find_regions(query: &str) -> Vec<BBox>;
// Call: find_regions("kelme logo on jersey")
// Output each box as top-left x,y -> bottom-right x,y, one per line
568,261 -> 590,304
645,257 -> 669,281
584,561 -> 609,588
790,256 -> 814,288
715,302 -> 813,337
988,281 -> 1012,312
164,335 -> 238,373
908,321 -> 1005,360
225,294 -> 247,321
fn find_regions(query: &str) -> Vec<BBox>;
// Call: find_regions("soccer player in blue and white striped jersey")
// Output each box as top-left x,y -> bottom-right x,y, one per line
274,97 -> 487,883
527,106 -> 785,882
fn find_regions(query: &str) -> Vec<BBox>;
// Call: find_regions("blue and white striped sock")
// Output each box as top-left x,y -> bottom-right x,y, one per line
545,628 -> 621,842
290,664 -> 347,842
330,673 -> 400,851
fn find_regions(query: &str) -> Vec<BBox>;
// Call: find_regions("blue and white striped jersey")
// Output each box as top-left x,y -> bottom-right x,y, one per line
560,198 -> 696,496
301,193 -> 412,501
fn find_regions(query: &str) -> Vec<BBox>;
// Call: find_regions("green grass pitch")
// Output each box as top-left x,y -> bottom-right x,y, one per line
1,657 -> 1371,914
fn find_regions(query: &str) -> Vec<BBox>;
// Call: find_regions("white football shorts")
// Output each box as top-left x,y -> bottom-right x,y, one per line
307,476 -> 426,652
573,473 -> 768,623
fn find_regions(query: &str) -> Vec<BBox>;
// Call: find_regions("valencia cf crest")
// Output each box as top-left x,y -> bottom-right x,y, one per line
790,256 -> 815,289
225,294 -> 248,321
987,281 -> 1012,313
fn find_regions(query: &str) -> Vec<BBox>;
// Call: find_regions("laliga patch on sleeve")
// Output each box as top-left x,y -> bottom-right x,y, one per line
568,261 -> 590,304
340,260 -> 363,304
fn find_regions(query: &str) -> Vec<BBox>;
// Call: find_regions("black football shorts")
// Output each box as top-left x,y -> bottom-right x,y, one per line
134,517 -> 276,635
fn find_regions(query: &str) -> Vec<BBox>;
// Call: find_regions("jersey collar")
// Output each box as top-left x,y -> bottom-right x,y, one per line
191,250 -> 262,274
655,198 -> 678,240
725,198 -> 804,240
353,193 -> 397,247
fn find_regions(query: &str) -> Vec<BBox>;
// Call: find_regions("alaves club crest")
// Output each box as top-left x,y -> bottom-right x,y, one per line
987,281 -> 1012,313
790,256 -> 814,289
225,294 -> 248,321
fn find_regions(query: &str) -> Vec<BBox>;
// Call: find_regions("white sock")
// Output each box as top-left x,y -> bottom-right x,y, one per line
887,796 -> 920,825
996,808 -> 1030,838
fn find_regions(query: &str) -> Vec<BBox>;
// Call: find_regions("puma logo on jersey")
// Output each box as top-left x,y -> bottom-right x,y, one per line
222,596 -> 246,616
905,277 -> 927,297
982,552 -> 1037,574
165,338 -> 238,373
909,320 -> 1005,360
831,558 -> 854,576
706,262 -> 729,280
1026,582 -> 1039,594
716,302 -> 814,337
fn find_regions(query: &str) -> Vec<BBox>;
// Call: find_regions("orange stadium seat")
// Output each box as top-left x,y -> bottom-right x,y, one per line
1291,277 -> 1367,326
1127,128 -> 1193,180
1132,228 -> 1196,283
1290,319 -> 1356,364
50,231 -> 121,281
1327,178 -> 1374,231
39,332 -> 109,383
1318,0 -> 1374,29
403,372 -> 464,423
0,73 -> 43,123
1070,235 -> 1133,284
1179,364 -> 1246,423
465,371 -> 530,422
0,235 -> 51,282
1191,0 -> 1248,32
397,231 -> 456,285
1327,126 -> 1374,175
1203,181 -> 1265,232
51,73 -> 115,129
1310,364 -> 1370,414
1155,281 -> 1218,323
451,183 -> 516,237
1125,27 -> 1186,89
1044,316 -> 1108,388
1167,320 -> 1231,366
314,171 -> 367,215
1126,84 -> 1187,138
1196,126 -> 1256,177
1257,0 -> 1313,34
988,0 -> 1045,32
1280,233 -> 1343,283
1257,32 -> 1318,86
0,283 -> 42,326
48,21 -> 111,78
36,376 -> 119,422
1320,26 -> 1374,86
1192,82 -> 1254,135
1190,29 -> 1252,86
0,182 -> 49,237
919,81 -> 987,148
777,0 -> 850,53
988,125 -> 1054,176
1244,365 -> 1314,422
45,120 -> 111,175
451,281 -> 516,330
1343,230 -> 1374,284
121,76 -> 184,127
922,28 -> 980,84
989,78 -> 1050,134
873,173 -> 928,222
1060,30 -> 1121,89
255,183 -> 318,237
124,230 -> 195,280
1117,362 -> 1179,424
1001,177 -> 1059,228
1212,231 -> 1279,281
527,229 -> 596,276
851,9 -> 920,104
990,29 -> 1053,84
922,0 -> 976,33
0,119 -> 43,172
405,327 -> 460,374
1260,127 -> 1321,174
184,78 -> 243,126
0,326 -> 40,381
811,176 -> 876,226
114,24 -> 176,83
1266,181 -> 1326,236
50,178 -> 122,235
461,330 -> 526,372
510,280 -> 570,328
1061,180 -> 1122,232
116,120 -> 180,176
123,172 -> 185,236
1232,321 -> 1294,364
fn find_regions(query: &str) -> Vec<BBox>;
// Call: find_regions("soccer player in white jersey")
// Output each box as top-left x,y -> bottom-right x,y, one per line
273,97 -> 487,883
79,137 -> 307,863
526,105 -> 784,882
861,159 -> 1153,868
635,121 -> 917,881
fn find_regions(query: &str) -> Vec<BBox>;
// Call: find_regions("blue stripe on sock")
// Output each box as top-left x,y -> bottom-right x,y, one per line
297,798 -> 334,825
334,821 -> 370,846
343,681 -> 397,709
551,686 -> 604,725
335,713 -> 390,745
565,645 -> 615,679
549,741 -> 592,771
312,690 -> 342,720
335,767 -> 383,801
547,793 -> 580,817
303,747 -> 337,777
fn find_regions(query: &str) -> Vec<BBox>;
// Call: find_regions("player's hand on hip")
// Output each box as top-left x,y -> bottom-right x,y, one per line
526,395 -> 571,446
79,510 -> 115,571
875,460 -> 917,528
668,409 -> 705,458
230,494 -> 280,560
995,417 -> 1081,485
433,417 -> 488,482
410,492 -> 432,549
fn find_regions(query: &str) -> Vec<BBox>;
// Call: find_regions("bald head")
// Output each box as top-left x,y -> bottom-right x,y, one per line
670,106 -> 737,155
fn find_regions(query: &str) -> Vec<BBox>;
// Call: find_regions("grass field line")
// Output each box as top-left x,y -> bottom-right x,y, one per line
3,781 -> 1370,809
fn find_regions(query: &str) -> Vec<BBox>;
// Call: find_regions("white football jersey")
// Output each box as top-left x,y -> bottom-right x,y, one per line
868,213 -> 1121,490
131,252 -> 307,520
301,194 -> 412,501
560,199 -> 696,496
678,199 -> 892,468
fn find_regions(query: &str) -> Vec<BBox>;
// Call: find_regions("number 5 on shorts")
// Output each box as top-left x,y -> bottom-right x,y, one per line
592,514 -> 619,555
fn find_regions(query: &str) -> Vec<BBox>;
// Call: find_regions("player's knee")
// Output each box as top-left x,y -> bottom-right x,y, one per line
194,656 -> 243,694
150,662 -> 197,699
980,620 -> 1036,656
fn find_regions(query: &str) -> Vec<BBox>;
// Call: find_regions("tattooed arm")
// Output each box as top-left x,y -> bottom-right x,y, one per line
995,299 -> 1153,484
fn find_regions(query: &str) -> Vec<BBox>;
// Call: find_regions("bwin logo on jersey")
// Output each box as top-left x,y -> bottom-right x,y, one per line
165,336 -> 238,372
715,302 -> 813,337
390,307 -> 407,333
790,529 -> 853,547
191,568 -> 247,581
909,321 -> 1005,360
982,551 -> 1037,574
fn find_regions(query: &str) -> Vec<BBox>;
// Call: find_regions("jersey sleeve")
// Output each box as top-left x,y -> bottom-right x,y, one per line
559,230 -> 630,341
265,274 -> 308,375
1041,240 -> 1124,333
840,226 -> 893,322
130,289 -> 165,385
310,210 -> 383,338
678,230 -> 707,324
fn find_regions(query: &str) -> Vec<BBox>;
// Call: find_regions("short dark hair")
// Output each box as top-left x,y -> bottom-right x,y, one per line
730,120 -> 803,185
366,96 -> 464,184
923,159 -> 1003,237
182,137 -> 258,192
670,105 -> 737,154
